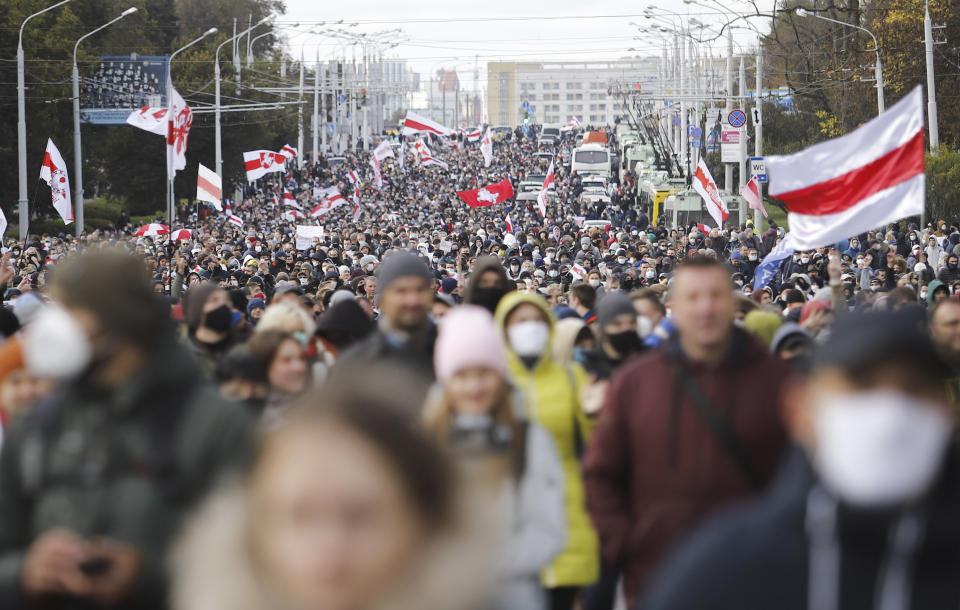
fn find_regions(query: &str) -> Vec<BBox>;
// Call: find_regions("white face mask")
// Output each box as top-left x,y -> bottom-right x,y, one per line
814,390 -> 951,507
617,257 -> 626,265
23,304 -> 92,380
644,269 -> 656,279
588,279 -> 601,288
507,321 -> 550,357
636,315 -> 653,339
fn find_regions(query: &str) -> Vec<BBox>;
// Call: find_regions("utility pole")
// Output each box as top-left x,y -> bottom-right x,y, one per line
738,56 -> 746,196
725,29 -> 734,196
429,75 -> 434,122
320,63 -> 327,154
313,50 -> 320,164
754,39 -> 763,228
924,1 -> 939,152
442,70 -> 447,127
297,54 -> 304,169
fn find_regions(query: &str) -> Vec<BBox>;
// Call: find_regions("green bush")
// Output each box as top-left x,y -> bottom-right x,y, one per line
82,198 -> 124,223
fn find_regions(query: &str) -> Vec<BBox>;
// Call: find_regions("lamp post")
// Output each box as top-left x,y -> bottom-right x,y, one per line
216,18 -> 269,182
167,27 -> 217,224
72,7 -> 138,237
795,7 -> 884,114
18,0 -> 72,239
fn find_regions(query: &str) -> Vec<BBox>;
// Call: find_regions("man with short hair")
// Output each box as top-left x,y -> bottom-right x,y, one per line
569,283 -> 597,324
930,298 -> 960,404
584,256 -> 791,606
336,251 -> 437,381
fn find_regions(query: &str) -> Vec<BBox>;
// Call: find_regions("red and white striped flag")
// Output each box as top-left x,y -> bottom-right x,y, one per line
166,88 -> 192,180
282,209 -> 306,221
370,156 -> 383,188
126,106 -> 169,136
537,160 -> 555,217
280,144 -> 298,159
352,201 -> 363,222
243,150 -> 287,182
282,190 -> 302,210
196,163 -> 222,211
226,214 -> 244,227
766,86 -> 925,251
373,140 -> 394,161
741,175 -> 766,218
421,155 -> 449,170
480,127 -> 494,168
39,139 -> 73,224
401,111 -> 455,136
505,213 -> 513,233
311,187 -> 345,217
692,157 -> 729,229
466,128 -> 482,142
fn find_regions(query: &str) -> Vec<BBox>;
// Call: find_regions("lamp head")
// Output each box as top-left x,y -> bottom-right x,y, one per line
796,8 -> 810,17
121,7 -> 138,16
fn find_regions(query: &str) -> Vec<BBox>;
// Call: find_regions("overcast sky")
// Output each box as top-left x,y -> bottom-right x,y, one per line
278,0 -> 776,86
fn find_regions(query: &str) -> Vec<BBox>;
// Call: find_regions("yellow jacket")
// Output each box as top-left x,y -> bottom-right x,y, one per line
494,292 -> 599,588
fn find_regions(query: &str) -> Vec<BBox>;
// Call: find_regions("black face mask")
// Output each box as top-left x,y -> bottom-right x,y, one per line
204,305 -> 233,333
470,286 -> 507,314
607,330 -> 644,358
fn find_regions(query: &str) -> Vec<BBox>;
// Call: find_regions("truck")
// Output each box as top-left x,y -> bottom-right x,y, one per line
570,143 -> 611,176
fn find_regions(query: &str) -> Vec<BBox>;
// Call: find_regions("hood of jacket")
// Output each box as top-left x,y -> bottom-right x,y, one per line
928,279 -> 947,305
494,292 -> 556,368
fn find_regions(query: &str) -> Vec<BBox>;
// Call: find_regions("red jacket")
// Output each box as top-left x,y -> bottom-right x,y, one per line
583,328 -> 791,603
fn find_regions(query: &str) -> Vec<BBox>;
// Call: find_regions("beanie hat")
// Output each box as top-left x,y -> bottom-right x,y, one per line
743,310 -> 783,349
434,305 -> 508,383
440,277 -> 458,294
246,297 -> 265,318
377,251 -> 432,292
596,293 -> 636,332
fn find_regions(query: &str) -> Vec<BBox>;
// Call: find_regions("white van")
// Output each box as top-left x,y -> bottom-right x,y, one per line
571,143 -> 611,176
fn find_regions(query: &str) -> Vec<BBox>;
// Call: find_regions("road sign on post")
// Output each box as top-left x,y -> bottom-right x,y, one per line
721,129 -> 742,163
752,107 -> 762,126
728,109 -> 747,128
750,156 -> 767,183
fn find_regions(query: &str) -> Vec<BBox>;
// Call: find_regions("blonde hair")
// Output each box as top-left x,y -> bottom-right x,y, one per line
256,300 -> 315,335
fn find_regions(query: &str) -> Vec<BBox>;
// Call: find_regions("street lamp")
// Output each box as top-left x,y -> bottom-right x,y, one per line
18,0 -> 72,239
166,27 -> 217,224
795,7 -> 884,114
216,18 -> 270,181
72,7 -> 138,237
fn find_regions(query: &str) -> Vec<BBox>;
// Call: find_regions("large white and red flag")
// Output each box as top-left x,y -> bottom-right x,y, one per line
347,170 -> 362,203
370,156 -> 383,188
480,127 -> 494,168
280,144 -> 298,160
741,175 -> 766,218
505,213 -> 514,233
244,150 -> 287,182
126,106 -> 169,136
196,163 -> 222,211
457,179 -> 515,208
373,140 -> 394,161
39,139 -> 73,224
466,128 -> 482,142
166,88 -> 192,180
537,160 -> 555,217
311,186 -> 346,217
692,157 -> 729,229
282,190 -> 302,210
226,214 -> 244,228
766,86 -> 925,251
401,111 -> 455,137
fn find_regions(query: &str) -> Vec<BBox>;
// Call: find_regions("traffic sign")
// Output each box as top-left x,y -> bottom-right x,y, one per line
752,107 -> 762,126
337,94 -> 346,104
691,140 -> 701,148
750,156 -> 767,183
327,123 -> 335,135
671,116 -> 681,127
688,126 -> 703,139
522,101 -> 530,111
728,109 -> 747,128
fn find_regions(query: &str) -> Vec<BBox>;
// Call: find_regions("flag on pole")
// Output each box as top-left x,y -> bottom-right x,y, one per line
282,190 -> 302,210
421,155 -> 449,170
457,179 -> 515,208
166,88 -> 192,180
752,233 -> 797,290
373,140 -> 394,161
311,187 -> 345,217
505,213 -> 513,233
741,175 -> 766,218
766,86 -> 925,251
401,111 -> 455,136
352,201 -> 363,222
347,170 -> 362,203
370,156 -> 383,188
0,206 -> 7,239
537,160 -> 555,217
226,214 -> 244,227
39,139 -> 73,224
480,127 -> 494,168
126,106 -> 169,136
243,150 -> 288,182
196,163 -> 222,211
466,128 -> 482,142
280,144 -> 298,159
282,209 -> 306,221
691,157 -> 729,229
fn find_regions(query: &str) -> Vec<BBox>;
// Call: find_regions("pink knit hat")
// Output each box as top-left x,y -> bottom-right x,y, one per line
434,305 -> 509,383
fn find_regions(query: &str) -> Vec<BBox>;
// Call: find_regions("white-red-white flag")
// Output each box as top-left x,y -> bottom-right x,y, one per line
39,139 -> 73,224
480,127 -> 494,168
282,190 -> 302,210
401,111 -> 455,137
505,213 -> 513,233
352,201 -> 362,222
311,187 -> 345,217
126,106 -> 169,136
767,86 -> 925,251
226,214 -> 244,227
466,128 -> 482,142
0,206 -> 7,239
196,163 -> 222,211
537,160 -> 555,217
280,144 -> 298,159
741,175 -> 766,218
373,140 -> 394,161
282,209 -> 306,221
166,88 -> 192,180
243,150 -> 288,182
370,156 -> 383,188
692,157 -> 729,229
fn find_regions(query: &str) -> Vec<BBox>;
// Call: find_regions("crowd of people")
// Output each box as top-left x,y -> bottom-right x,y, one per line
0,123 -> 958,610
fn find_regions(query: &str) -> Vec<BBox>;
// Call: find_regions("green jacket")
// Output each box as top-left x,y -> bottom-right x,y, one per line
0,339 -> 254,610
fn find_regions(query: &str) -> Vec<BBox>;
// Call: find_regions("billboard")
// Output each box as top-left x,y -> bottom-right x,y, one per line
80,54 -> 169,125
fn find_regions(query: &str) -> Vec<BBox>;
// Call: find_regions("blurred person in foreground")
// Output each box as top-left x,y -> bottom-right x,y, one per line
928,298 -> 960,403
173,364 -> 487,610
495,292 -> 598,610
638,311 -> 960,610
424,305 -> 566,610
584,256 -> 791,606
0,249 -> 253,610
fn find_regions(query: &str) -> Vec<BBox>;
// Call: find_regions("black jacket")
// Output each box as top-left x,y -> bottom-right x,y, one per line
637,446 -> 960,610
335,320 -> 438,384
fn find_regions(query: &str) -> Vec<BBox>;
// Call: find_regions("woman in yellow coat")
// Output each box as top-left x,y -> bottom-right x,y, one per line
494,292 -> 599,610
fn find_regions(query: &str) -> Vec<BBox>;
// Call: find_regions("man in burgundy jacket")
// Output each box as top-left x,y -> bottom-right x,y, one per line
583,256 -> 792,605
